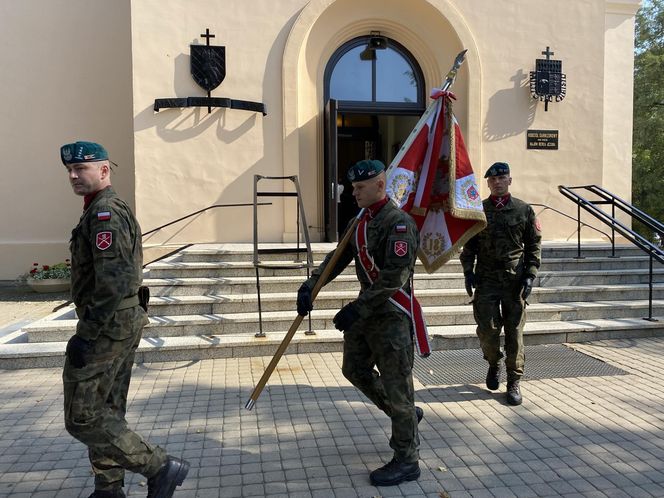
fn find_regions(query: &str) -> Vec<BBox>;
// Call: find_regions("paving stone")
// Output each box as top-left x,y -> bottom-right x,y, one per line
2,338 -> 664,496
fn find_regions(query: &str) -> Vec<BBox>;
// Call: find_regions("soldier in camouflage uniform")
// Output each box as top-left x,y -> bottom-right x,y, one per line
297,159 -> 423,487
460,162 -> 542,406
61,142 -> 189,498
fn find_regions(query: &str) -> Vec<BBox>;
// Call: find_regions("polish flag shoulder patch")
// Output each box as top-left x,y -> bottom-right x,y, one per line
535,218 -> 542,232
395,224 -> 407,233
394,240 -> 408,257
97,211 -> 111,221
96,231 -> 112,250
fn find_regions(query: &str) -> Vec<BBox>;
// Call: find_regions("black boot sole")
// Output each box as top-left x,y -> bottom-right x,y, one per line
370,467 -> 421,486
152,459 -> 190,498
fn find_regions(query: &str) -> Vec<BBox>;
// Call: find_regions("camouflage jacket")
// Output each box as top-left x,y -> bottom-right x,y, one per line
460,196 -> 542,278
304,200 -> 419,319
69,186 -> 144,341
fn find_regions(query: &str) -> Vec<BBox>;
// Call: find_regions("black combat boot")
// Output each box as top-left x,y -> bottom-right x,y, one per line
506,379 -> 522,406
415,406 -> 423,424
147,456 -> 190,498
88,489 -> 126,498
370,458 -> 421,486
486,364 -> 501,390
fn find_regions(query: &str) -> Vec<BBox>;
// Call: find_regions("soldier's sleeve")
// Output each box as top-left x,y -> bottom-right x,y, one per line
523,205 -> 542,278
303,221 -> 355,291
459,234 -> 479,275
353,216 -> 418,318
76,204 -> 137,341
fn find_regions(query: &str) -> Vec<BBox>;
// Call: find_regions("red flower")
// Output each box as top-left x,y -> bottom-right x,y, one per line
42,265 -> 50,270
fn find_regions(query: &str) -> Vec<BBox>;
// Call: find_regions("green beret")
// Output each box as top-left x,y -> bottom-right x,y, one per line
484,161 -> 510,178
347,159 -> 385,182
60,141 -> 108,165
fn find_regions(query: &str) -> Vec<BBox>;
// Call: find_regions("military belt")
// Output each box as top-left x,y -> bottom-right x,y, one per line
75,295 -> 139,318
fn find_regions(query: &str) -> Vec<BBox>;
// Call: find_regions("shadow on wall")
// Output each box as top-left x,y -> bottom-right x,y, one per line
483,69 -> 537,142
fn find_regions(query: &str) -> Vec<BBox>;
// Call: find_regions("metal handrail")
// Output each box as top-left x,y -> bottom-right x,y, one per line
143,202 -> 270,237
530,203 -> 612,241
53,202 -> 271,312
558,184 -> 664,321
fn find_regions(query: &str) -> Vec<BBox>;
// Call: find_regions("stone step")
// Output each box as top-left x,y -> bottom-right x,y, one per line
175,243 -> 649,262
145,255 -> 657,278
143,268 -> 664,296
3,316 -> 663,369
140,284 -> 664,315
24,299 -> 664,342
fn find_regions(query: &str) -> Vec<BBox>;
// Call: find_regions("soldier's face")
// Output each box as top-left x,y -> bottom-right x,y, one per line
352,176 -> 384,208
65,161 -> 109,196
487,174 -> 511,197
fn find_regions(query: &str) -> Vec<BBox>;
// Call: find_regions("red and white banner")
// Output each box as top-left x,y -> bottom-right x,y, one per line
386,90 -> 486,273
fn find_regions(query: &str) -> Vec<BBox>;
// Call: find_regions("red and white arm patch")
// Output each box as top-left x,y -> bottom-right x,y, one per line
394,240 -> 408,257
96,231 -> 113,250
535,218 -> 542,232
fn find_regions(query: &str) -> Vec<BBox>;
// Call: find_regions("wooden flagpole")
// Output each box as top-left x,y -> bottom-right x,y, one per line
245,210 -> 364,410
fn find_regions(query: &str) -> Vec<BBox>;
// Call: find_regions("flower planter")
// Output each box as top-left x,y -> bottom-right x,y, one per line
26,278 -> 71,293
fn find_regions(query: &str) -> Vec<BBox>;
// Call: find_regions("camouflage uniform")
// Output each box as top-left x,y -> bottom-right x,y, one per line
303,200 -> 420,463
460,196 -> 542,380
63,186 -> 166,491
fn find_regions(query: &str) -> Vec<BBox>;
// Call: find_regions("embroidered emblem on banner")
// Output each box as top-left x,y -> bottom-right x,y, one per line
466,184 -> 479,201
97,211 -> 111,221
96,231 -> 112,250
394,240 -> 408,257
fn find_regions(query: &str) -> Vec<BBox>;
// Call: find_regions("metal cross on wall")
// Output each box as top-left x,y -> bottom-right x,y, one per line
153,28 -> 266,115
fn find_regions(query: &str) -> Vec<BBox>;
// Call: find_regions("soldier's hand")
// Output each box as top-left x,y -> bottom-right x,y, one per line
464,272 -> 475,297
66,335 -> 93,369
297,284 -> 313,316
333,302 -> 360,332
521,276 -> 534,301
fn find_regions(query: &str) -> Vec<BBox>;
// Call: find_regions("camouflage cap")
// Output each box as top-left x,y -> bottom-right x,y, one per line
60,141 -> 108,165
484,161 -> 510,178
347,159 -> 385,183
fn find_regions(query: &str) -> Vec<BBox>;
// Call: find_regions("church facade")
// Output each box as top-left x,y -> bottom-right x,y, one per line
0,0 -> 641,279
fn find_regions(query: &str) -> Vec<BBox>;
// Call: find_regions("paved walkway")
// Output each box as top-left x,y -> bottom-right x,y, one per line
1,337 -> 664,498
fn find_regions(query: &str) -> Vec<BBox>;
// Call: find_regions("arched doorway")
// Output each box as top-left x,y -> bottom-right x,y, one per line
323,35 -> 426,241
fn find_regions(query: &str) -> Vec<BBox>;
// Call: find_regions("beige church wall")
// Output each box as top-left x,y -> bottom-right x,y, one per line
602,1 -> 639,229
457,0 -> 640,241
131,0 -> 308,249
0,0 -> 134,280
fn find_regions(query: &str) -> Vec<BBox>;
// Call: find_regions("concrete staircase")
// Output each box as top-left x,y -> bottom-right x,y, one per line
1,242 -> 663,369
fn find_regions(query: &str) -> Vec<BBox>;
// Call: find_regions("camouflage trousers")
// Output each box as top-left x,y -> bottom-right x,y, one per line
472,271 -> 526,380
63,308 -> 166,491
342,309 -> 419,463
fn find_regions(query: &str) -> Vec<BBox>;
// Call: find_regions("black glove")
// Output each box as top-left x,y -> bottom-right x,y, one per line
296,284 -> 313,316
66,335 -> 93,369
521,276 -> 534,300
464,272 -> 476,297
333,302 -> 360,332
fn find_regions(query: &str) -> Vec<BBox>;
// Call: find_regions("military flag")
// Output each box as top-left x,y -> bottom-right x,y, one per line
386,87 -> 486,273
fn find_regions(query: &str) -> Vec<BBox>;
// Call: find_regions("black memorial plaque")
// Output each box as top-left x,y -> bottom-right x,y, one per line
527,129 -> 559,150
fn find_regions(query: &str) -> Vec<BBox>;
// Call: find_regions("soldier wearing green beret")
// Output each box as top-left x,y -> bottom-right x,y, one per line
296,159 -> 423,486
460,162 -> 542,405
60,141 -> 188,498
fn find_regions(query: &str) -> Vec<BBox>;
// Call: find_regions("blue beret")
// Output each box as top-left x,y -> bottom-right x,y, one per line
60,141 -> 108,165
484,161 -> 510,178
347,159 -> 385,182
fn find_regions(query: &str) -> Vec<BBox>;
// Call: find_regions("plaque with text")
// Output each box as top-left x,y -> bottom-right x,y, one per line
527,129 -> 559,150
